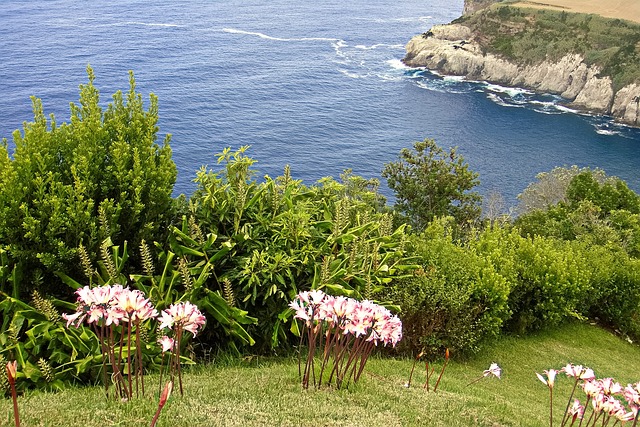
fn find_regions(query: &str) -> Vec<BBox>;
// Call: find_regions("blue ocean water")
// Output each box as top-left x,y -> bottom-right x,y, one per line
1,0 -> 639,207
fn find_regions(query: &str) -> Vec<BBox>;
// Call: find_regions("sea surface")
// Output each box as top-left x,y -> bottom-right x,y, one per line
1,0 -> 639,208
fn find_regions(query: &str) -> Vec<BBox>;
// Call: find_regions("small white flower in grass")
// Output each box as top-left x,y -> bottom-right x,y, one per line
483,363 -> 501,379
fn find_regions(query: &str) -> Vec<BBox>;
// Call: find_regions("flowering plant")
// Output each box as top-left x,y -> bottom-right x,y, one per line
536,363 -> 639,427
289,289 -> 402,389
63,284 -> 158,399
157,301 -> 206,396
63,284 -> 205,399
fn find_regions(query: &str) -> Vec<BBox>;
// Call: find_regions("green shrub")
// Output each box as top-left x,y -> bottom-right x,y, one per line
577,241 -> 640,339
384,218 -> 509,357
0,66 -> 177,297
473,226 -> 592,333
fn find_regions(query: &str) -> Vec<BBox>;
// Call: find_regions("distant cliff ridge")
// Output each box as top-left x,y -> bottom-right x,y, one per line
405,3 -> 640,126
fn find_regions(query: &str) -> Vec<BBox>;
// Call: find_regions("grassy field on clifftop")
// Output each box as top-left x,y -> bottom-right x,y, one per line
455,2 -> 640,90
510,0 -> 640,24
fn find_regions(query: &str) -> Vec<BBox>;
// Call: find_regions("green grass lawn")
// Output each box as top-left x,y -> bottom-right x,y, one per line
3,321 -> 639,426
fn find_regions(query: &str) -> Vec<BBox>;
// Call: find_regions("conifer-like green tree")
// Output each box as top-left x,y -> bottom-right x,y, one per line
382,139 -> 481,231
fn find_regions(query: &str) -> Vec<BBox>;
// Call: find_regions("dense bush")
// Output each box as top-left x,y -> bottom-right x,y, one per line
0,66 -> 177,297
574,241 -> 640,338
517,169 -> 640,257
188,147 -> 416,351
383,218 -> 510,357
474,227 -> 592,333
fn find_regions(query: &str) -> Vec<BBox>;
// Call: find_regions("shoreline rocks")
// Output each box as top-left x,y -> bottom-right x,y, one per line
403,24 -> 640,126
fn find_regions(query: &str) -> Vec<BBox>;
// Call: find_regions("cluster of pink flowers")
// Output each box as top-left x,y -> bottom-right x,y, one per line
158,301 -> 206,338
62,286 -> 206,338
62,285 -> 206,399
289,290 -> 402,347
156,301 -> 207,354
62,284 -> 158,327
536,363 -> 640,426
580,377 -> 638,423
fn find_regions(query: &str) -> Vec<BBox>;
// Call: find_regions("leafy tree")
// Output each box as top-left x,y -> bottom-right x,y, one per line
382,139 -> 481,231
516,168 -> 640,257
0,66 -> 177,296
516,166 -> 608,215
567,170 -> 640,215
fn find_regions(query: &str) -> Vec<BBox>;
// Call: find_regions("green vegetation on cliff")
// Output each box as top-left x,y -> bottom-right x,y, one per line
454,4 -> 640,90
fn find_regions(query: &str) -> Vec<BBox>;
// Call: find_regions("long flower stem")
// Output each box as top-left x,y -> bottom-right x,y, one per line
433,358 -> 449,392
578,396 -> 592,427
176,327 -> 184,396
407,355 -> 419,388
127,320 -> 133,398
95,324 -> 109,396
116,326 -> 127,399
297,323 -> 305,379
135,320 -> 144,397
549,388 -> 553,427
354,341 -> 374,382
8,373 -> 20,427
561,378 -> 580,427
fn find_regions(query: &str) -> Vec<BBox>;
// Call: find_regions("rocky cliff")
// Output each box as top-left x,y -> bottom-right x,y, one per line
403,23 -> 640,126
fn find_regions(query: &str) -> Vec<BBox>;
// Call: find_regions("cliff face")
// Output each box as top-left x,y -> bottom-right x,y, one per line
403,24 -> 640,126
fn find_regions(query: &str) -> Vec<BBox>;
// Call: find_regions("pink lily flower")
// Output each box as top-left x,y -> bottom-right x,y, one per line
536,369 -> 557,388
158,336 -> 175,353
569,399 -> 584,421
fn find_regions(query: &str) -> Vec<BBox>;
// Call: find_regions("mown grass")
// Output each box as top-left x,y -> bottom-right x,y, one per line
2,321 -> 640,426
454,3 -> 640,91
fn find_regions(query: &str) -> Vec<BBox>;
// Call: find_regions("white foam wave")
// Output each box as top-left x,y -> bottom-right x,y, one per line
377,73 -> 404,82
338,69 -> 367,79
222,28 -> 341,43
354,16 -> 433,24
553,104 -> 580,114
486,93 -> 523,108
386,59 -> 407,70
485,83 -> 533,97
595,128 -> 619,136
354,43 -> 403,50
415,80 -> 468,94
443,75 -> 465,82
100,21 -> 181,28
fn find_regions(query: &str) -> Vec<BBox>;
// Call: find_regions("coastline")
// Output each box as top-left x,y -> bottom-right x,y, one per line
403,4 -> 640,127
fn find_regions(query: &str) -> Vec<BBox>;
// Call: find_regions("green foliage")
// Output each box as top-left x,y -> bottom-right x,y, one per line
567,171 -> 640,214
514,168 -> 640,338
516,166 -> 607,215
382,139 -> 482,231
517,169 -> 640,257
189,147 -> 416,351
0,290 -> 101,391
383,218 -> 510,357
0,66 -> 177,297
473,226 -> 592,333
